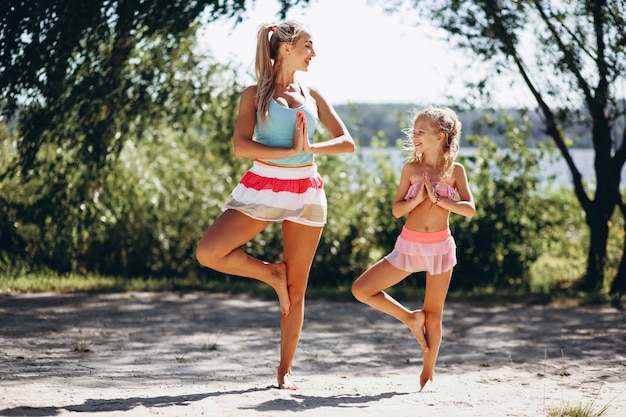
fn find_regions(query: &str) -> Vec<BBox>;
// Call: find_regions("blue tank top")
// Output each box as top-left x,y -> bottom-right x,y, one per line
254,85 -> 318,166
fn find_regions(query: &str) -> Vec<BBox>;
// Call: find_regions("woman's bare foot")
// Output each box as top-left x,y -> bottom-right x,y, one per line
278,373 -> 298,390
268,262 -> 290,317
409,310 -> 429,352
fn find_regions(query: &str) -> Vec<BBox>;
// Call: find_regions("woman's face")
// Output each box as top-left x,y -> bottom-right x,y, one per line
286,32 -> 316,71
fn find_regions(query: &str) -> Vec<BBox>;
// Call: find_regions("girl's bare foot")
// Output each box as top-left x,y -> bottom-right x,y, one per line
419,373 -> 434,392
269,262 -> 290,317
409,310 -> 429,352
278,373 -> 298,390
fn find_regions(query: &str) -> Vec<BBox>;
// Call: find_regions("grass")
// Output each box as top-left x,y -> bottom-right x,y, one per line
545,394 -> 610,417
202,343 -> 219,351
174,355 -> 199,363
541,353 -> 612,417
0,273 -> 216,293
71,339 -> 92,352
1,271 -> 624,308
545,402 -> 609,417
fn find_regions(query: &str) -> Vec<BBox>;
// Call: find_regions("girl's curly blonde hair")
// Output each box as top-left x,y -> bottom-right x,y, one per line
402,106 -> 461,183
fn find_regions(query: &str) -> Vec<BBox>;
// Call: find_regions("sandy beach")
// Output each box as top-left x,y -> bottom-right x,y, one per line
1,291 -> 625,416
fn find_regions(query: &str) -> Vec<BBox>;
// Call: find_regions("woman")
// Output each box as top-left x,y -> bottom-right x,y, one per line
196,20 -> 354,390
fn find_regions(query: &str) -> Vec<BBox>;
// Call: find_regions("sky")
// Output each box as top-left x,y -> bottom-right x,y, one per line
198,0 -> 532,107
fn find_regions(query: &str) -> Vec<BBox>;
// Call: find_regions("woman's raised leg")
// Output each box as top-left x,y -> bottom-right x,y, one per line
195,209 -> 291,316
276,220 -> 323,389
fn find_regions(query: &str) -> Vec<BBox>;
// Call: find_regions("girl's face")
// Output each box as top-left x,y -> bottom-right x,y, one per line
412,117 -> 443,153
286,32 -> 316,71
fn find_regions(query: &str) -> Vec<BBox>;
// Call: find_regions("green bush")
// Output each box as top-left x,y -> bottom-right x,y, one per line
3,93 -> 619,298
313,142 -> 402,287
451,112 -> 571,291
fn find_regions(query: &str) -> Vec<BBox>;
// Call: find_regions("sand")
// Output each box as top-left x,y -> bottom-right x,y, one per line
1,291 -> 625,416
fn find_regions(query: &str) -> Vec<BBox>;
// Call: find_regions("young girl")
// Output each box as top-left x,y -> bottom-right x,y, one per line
352,106 -> 474,391
195,21 -> 354,390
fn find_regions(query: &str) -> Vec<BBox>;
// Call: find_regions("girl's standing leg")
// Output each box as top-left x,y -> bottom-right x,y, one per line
277,220 -> 323,389
351,260 -> 429,351
196,209 -> 291,316
419,269 -> 452,391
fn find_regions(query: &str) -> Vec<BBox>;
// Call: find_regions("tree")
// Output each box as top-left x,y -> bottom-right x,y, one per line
384,0 -> 626,294
0,0 -> 310,271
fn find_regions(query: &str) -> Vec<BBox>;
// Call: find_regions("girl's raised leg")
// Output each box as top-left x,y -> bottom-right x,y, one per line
351,259 -> 429,352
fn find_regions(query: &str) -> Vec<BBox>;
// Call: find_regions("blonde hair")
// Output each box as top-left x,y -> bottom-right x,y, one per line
255,21 -> 308,123
403,106 -> 461,183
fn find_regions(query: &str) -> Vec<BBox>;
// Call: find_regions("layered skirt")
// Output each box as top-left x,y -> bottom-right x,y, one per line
385,227 -> 457,275
223,160 -> 327,227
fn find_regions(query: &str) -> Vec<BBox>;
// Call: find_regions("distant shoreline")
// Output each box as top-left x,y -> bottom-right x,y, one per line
358,147 -> 623,188
335,103 -> 604,148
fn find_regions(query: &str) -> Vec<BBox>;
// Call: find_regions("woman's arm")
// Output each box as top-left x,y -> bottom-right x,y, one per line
307,87 -> 355,155
232,86 -> 304,159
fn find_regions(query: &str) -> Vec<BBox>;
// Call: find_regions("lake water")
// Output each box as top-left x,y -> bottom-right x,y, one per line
359,147 -> 624,189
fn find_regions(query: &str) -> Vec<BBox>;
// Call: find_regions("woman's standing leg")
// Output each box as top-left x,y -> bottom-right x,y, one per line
276,220 -> 323,389
196,209 -> 291,316
419,269 -> 452,391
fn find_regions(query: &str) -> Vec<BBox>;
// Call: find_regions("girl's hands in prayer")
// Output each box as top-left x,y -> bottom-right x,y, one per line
423,172 -> 438,204
414,176 -> 427,203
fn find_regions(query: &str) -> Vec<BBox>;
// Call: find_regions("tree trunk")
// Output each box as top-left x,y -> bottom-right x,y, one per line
611,236 -> 626,296
580,204 -> 609,292
610,204 -> 626,296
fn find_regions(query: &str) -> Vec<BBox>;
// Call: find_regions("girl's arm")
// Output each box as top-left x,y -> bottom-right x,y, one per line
233,86 -> 305,159
392,164 -> 425,218
306,87 -> 355,155
429,163 -> 476,218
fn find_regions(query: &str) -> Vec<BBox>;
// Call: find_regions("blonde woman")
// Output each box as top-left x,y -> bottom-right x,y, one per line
196,20 -> 354,390
352,106 -> 475,392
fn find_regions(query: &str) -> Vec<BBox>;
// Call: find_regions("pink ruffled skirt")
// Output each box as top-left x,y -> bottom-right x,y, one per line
385,227 -> 456,274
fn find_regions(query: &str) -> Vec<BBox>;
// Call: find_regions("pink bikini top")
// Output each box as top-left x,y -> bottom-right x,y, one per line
404,180 -> 457,200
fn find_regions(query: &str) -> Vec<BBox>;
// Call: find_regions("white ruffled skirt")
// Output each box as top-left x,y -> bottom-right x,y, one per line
223,160 -> 327,227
